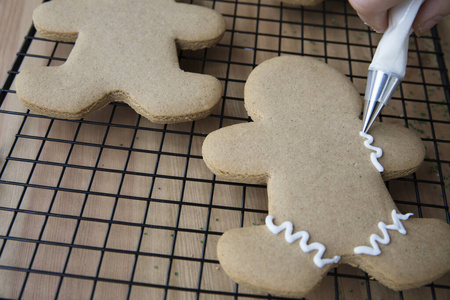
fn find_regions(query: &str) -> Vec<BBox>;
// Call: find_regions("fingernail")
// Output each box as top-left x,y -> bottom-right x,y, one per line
356,12 -> 372,28
356,12 -> 385,33
415,15 -> 443,37
372,27 -> 384,34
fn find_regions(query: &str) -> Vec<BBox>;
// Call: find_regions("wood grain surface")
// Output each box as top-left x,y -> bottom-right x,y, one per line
0,1 -> 449,300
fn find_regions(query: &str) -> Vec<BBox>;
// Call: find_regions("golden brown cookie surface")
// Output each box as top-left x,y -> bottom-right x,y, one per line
16,0 -> 226,123
202,55 -> 450,297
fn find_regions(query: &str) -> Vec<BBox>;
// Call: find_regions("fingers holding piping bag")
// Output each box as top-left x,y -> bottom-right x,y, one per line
412,0 -> 450,36
349,0 -> 404,32
349,0 -> 450,35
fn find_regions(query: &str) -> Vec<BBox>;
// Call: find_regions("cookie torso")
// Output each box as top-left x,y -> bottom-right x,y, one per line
210,56 -> 408,252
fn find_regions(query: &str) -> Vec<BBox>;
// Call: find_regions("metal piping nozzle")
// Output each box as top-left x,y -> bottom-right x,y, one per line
361,69 -> 401,133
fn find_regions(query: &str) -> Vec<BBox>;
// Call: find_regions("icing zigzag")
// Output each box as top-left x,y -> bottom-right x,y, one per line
360,131 -> 384,172
265,215 -> 341,268
354,210 -> 413,256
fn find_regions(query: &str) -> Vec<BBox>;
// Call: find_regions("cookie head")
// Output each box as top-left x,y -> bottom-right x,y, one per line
244,55 -> 362,122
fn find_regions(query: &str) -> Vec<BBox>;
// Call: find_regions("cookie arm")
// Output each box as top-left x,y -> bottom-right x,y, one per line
369,123 -> 425,181
170,3 -> 226,50
33,0 -> 81,42
202,123 -> 269,184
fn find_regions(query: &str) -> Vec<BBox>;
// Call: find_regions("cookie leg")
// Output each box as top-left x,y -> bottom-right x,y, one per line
217,226 -> 335,298
126,71 -> 222,124
15,65 -> 110,119
351,218 -> 450,291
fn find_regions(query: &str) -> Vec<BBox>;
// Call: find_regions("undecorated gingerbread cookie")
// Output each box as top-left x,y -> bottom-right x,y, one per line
202,55 -> 450,297
16,0 -> 226,123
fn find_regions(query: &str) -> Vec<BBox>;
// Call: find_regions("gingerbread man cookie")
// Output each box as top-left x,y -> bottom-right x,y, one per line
15,0 -> 225,123
202,56 -> 450,297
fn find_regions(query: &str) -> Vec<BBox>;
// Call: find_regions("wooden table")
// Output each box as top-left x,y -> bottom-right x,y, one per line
1,1 -> 449,299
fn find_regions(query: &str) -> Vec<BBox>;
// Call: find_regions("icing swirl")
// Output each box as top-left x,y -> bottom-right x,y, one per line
265,215 -> 341,268
354,210 -> 413,256
360,131 -> 384,172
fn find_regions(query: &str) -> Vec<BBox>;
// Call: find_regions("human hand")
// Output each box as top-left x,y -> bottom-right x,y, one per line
349,0 -> 450,35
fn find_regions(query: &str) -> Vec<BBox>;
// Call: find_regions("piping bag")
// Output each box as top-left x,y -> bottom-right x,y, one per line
361,0 -> 424,133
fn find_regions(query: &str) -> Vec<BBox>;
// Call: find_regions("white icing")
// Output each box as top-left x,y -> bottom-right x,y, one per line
354,210 -> 413,256
360,131 -> 384,172
265,215 -> 341,268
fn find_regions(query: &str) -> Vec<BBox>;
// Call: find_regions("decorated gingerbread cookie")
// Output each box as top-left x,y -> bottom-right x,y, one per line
15,0 -> 226,123
202,56 -> 450,297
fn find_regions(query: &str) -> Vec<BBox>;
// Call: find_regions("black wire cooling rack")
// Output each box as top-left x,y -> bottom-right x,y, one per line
0,0 -> 449,299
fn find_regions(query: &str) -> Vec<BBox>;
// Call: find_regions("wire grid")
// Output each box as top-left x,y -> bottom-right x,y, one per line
0,0 -> 449,299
